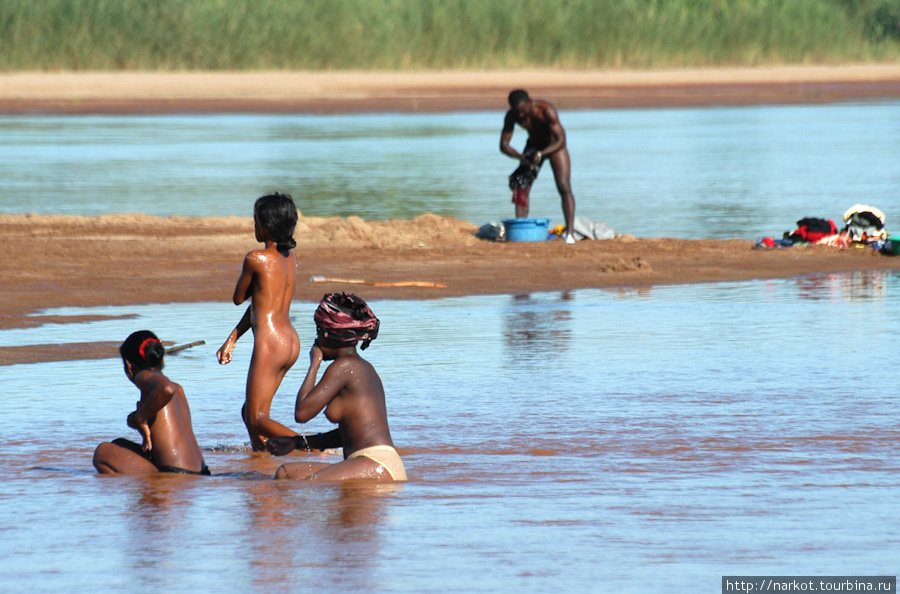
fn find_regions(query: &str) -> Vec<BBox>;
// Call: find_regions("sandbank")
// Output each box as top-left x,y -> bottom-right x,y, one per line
1,213 -> 898,365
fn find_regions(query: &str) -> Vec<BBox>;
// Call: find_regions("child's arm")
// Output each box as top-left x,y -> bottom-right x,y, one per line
232,252 -> 258,305
266,429 -> 342,456
294,345 -> 346,423
127,381 -> 176,452
217,305 -> 251,365
126,411 -> 153,452
314,429 -> 343,449
218,251 -> 260,364
295,345 -> 324,417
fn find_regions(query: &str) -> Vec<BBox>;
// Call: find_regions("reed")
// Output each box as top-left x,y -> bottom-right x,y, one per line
1,0 -> 898,70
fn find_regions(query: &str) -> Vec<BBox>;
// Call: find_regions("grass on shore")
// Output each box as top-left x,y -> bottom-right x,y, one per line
1,0 -> 899,70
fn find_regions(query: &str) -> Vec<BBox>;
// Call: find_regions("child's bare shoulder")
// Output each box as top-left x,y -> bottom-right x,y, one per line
146,370 -> 177,388
134,371 -> 179,400
333,354 -> 374,375
243,248 -> 274,266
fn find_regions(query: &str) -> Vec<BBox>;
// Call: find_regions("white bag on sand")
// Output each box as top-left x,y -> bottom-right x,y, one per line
572,217 -> 615,240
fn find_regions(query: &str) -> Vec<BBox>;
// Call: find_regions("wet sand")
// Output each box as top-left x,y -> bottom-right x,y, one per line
2,213 -> 898,365
2,65 -> 900,114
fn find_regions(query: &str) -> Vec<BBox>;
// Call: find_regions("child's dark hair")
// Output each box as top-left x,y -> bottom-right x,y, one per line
254,192 -> 298,252
120,330 -> 165,371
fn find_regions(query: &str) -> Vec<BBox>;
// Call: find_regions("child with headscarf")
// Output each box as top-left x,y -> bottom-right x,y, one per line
267,293 -> 406,481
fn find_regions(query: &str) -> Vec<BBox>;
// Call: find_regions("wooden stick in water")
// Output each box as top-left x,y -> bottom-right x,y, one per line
310,275 -> 366,284
166,340 -> 206,354
370,281 -> 448,288
310,275 -> 447,288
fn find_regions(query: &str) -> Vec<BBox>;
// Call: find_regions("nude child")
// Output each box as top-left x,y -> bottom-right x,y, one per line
217,193 -> 301,450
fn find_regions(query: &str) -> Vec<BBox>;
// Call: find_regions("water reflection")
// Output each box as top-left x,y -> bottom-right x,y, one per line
840,270 -> 890,301
126,476 -> 196,556
114,475 -> 215,592
109,472 -> 400,591
502,292 -> 573,365
793,270 -> 891,302
600,286 -> 654,300
241,481 -> 399,591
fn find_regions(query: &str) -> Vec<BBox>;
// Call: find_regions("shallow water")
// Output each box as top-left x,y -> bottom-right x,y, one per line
1,272 -> 898,592
1,102 -> 899,238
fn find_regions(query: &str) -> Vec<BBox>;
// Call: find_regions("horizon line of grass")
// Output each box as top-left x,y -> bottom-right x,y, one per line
2,0 -> 900,71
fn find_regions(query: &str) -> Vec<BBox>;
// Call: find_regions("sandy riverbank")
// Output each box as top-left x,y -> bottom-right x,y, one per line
2,213 -> 898,365
2,66 -> 900,114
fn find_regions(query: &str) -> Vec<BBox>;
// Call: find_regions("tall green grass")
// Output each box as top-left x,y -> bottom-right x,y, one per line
1,0 -> 899,70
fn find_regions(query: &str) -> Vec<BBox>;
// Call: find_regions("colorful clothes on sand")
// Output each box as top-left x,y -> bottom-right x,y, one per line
843,204 -> 888,243
788,218 -> 838,243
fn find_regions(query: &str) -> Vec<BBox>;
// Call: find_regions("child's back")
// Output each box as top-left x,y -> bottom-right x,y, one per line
93,331 -> 209,476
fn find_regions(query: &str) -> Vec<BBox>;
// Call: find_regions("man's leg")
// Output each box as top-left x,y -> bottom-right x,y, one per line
549,149 -> 576,240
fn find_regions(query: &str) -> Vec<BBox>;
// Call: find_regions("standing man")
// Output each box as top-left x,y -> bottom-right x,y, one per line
500,89 -> 577,244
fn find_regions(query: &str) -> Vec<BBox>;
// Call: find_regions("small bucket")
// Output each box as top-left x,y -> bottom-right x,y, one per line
502,218 -> 551,242
890,236 -> 900,255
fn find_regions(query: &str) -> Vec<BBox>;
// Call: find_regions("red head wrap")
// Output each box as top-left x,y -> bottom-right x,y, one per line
314,293 -> 380,350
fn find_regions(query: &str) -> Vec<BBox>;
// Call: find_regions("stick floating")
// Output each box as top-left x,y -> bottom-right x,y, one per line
310,275 -> 447,288
166,340 -> 206,354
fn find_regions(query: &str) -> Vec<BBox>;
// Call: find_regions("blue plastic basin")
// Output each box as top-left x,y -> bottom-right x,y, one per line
502,218 -> 551,242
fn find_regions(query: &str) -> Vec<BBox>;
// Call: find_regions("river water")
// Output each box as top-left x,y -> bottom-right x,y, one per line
1,273 -> 898,592
0,104 -> 898,591
1,102 -> 898,238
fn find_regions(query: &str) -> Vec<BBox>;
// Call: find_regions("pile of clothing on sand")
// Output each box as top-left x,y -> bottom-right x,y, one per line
755,204 -> 894,254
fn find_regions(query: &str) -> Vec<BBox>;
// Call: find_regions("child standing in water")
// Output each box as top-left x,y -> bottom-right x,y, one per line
267,293 -> 407,482
217,193 -> 301,451
93,331 -> 210,475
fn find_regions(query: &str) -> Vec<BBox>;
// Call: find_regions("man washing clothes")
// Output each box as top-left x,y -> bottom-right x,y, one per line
500,89 -> 577,243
